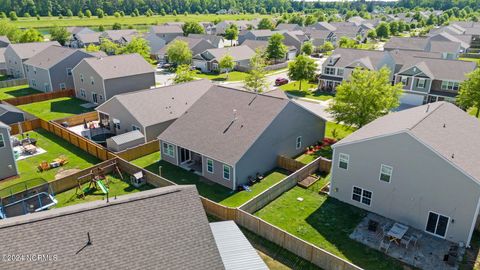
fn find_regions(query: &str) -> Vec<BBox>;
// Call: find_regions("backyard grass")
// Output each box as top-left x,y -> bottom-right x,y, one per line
0,129 -> 99,190
469,107 -> 480,119
54,174 -> 155,208
460,231 -> 480,270
0,85 -> 41,100
18,97 -> 93,120
296,148 -> 332,164
131,152 -> 289,207
0,75 -> 7,81
326,121 -> 355,140
11,14 -> 273,29
280,81 -> 334,101
194,70 -> 249,82
254,186 -> 405,269
459,57 -> 480,65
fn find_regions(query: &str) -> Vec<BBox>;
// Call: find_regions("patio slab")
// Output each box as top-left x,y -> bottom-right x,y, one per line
350,213 -> 464,270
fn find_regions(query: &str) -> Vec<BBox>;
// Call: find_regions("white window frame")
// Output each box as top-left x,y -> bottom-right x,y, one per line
352,186 -> 372,206
207,159 -> 214,174
379,164 -> 393,183
80,89 -> 86,98
425,211 -> 450,238
59,83 -> 66,90
66,68 -> 72,76
296,136 -> 302,149
44,83 -> 50,92
163,142 -> 175,158
401,76 -> 409,85
417,78 -> 426,88
324,67 -> 336,75
0,134 -> 4,148
132,125 -> 140,131
441,80 -> 459,91
336,68 -> 344,76
90,76 -> 95,85
113,118 -> 121,130
223,165 -> 231,180
338,153 -> 349,170
80,74 -> 84,82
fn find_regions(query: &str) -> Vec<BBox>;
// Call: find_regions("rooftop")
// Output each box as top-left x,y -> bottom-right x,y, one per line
79,54 -> 154,79
7,41 -> 60,60
24,46 -> 89,69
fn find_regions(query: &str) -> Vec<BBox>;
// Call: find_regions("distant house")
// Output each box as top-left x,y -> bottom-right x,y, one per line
306,29 -> 337,47
0,185 -> 267,269
330,102 -> 480,246
0,122 -> 18,180
95,80 -> 212,142
24,46 -> 94,92
0,48 -> 6,71
72,54 -> 155,105
192,46 -> 256,73
141,32 -> 166,58
158,86 -> 325,190
150,25 -> 183,44
156,36 -> 214,63
214,20 -> 256,35
189,34 -> 225,48
66,27 -> 95,47
0,104 -> 25,125
101,30 -> 138,44
4,41 -> 60,78
0,36 -> 11,48
384,34 -> 468,59
242,39 -> 297,60
238,30 -> 275,44
70,32 -> 102,48
275,23 -> 302,31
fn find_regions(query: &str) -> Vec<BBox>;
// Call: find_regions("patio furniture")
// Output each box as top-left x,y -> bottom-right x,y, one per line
376,222 -> 392,239
400,234 -> 415,249
379,236 -> 392,253
387,223 -> 409,244
368,220 -> 379,232
256,172 -> 264,181
23,144 -> 37,155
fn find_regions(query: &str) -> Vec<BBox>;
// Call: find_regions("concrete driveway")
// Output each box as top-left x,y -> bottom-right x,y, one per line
155,67 -> 175,87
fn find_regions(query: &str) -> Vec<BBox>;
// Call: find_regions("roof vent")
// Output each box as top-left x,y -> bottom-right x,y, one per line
425,104 -> 430,113
451,153 -> 455,159
233,109 -> 237,121
443,123 -> 446,128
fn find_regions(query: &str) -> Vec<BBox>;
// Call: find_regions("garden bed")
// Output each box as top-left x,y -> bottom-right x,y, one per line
295,138 -> 336,164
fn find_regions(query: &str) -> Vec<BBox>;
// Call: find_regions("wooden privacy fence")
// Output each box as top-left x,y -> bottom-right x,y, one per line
277,155 -> 306,172
3,89 -> 74,106
115,140 -> 160,161
0,78 -> 27,89
201,197 -> 363,270
54,111 -> 98,126
8,118 -> 42,135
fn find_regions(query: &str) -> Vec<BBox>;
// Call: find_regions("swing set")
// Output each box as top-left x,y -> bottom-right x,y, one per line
75,162 -> 123,199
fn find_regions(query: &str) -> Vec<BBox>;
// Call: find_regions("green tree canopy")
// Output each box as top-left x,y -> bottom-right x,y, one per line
457,68 -> 480,117
287,54 -> 317,91
50,25 -> 70,46
376,22 -> 390,39
301,41 -> 314,55
112,22 -> 122,30
320,41 -> 334,52
119,37 -> 153,64
166,40 -> 192,66
19,28 -> 43,43
245,50 -> 268,93
258,18 -> 275,30
85,44 -> 100,52
99,38 -> 120,55
182,22 -> 205,36
327,67 -> 402,128
218,54 -> 235,78
174,64 -> 196,84
224,24 -> 239,46
266,33 -> 287,63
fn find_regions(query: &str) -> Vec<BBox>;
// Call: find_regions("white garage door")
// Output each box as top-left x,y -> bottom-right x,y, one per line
192,60 -> 207,72
400,93 -> 425,106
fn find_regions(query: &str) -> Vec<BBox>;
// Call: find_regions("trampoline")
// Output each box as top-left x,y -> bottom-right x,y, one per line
0,178 -> 57,219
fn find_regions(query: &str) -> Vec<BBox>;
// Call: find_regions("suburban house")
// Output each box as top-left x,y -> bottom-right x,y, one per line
0,48 -> 6,71
158,85 -> 326,190
4,41 -> 60,78
23,46 -> 94,92
242,39 -> 297,60
275,23 -> 303,31
192,45 -> 256,73
238,30 -> 276,44
214,20 -> 257,35
0,104 -> 25,125
189,34 -> 225,48
429,21 -> 480,52
101,30 -> 138,44
0,185 -> 267,269
306,29 -> 337,47
66,27 -> 95,47
156,36 -> 215,63
329,102 -> 480,247
150,25 -> 183,44
282,30 -> 309,51
141,32 -> 167,59
0,122 -> 18,181
70,32 -> 102,48
95,80 -> 212,142
72,54 -> 155,105
0,36 -> 10,47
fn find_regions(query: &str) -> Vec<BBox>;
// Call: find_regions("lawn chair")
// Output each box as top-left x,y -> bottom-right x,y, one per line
379,236 -> 392,253
256,172 -> 264,182
38,161 -> 50,172
248,176 -> 256,186
401,234 -> 413,249
376,222 -> 391,239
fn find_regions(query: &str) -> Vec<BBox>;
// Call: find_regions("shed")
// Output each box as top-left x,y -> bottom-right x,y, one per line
106,130 -> 145,152
0,104 -> 25,125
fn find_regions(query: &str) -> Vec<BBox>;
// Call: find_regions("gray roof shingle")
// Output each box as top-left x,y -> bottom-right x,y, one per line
23,46 -> 90,69
79,54 -> 154,79
0,185 -> 226,270
8,41 -> 60,60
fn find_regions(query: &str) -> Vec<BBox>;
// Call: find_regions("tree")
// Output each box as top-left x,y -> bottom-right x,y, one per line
224,24 -> 239,46
389,21 -> 399,35
457,68 -> 480,118
218,54 -> 235,79
287,54 -> 317,91
77,11 -> 84,18
245,51 -> 268,93
19,28 -> 43,43
304,15 -> 317,26
301,41 -> 314,55
96,8 -> 104,18
166,40 -> 192,66
320,41 -> 334,52
85,10 -> 92,18
86,44 -> 100,52
50,25 -> 70,45
376,22 -> 390,39
99,38 -> 120,55
119,37 -> 154,64
66,9 -> 73,17
339,36 -> 356,48
266,33 -> 287,63
174,64 -> 196,83
327,67 -> 402,128
182,22 -> 204,36
9,11 -> 18,21
98,25 -> 105,31
112,22 -> 122,30
258,18 -> 275,30
367,29 -> 377,40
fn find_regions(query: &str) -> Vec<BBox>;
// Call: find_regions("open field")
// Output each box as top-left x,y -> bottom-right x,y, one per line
18,97 -> 93,120
0,85 -> 40,100
131,152 -> 289,207
10,14 -> 273,29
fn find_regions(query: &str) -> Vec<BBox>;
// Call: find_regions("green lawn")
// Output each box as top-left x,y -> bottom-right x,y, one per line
54,174 -> 155,208
326,122 -> 355,140
280,81 -> 334,101
12,14 -> 273,29
194,70 -> 249,82
18,97 -> 93,120
0,129 -> 99,190
296,147 -> 333,164
254,186 -> 405,269
0,85 -> 41,100
460,231 -> 480,270
469,107 -> 480,119
0,75 -> 7,81
131,152 -> 289,207
459,57 -> 480,65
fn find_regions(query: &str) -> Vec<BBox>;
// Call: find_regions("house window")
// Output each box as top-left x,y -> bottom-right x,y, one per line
59,83 -> 66,90
0,134 -> 4,148
113,119 -> 121,130
417,78 -> 426,88
401,76 -> 409,86
296,136 -> 302,149
44,83 -> 50,92
80,89 -> 86,98
33,67 -> 36,74
90,76 -> 94,85
352,186 -> 372,206
324,67 -> 336,75
426,212 -> 449,238
338,153 -> 349,170
31,80 -> 36,87
67,68 -> 72,75
379,164 -> 393,183
80,74 -> 84,82
337,68 -> 344,76
162,143 -> 175,158
26,66 -> 29,72
132,125 -> 140,131
441,81 -> 459,91
223,165 -> 231,180
207,159 -> 214,173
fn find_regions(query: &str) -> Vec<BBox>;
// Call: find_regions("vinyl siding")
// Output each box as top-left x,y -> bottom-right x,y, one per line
103,73 -> 155,101
0,128 -> 18,180
4,47 -> 25,78
72,61 -> 105,103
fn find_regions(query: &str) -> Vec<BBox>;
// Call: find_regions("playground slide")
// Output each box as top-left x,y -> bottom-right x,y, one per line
97,180 -> 109,194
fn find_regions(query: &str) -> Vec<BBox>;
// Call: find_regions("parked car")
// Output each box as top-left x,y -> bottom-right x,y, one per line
312,53 -> 324,58
275,78 -> 289,86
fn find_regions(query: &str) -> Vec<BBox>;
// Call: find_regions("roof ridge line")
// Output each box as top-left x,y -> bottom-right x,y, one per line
408,102 -> 445,131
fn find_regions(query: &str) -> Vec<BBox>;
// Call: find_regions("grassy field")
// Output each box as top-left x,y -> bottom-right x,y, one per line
0,85 -> 41,100
131,152 -> 289,207
459,57 -> 480,65
194,70 -> 249,82
18,97 -> 93,120
280,81 -> 334,101
54,174 -> 156,208
10,14 -> 273,29
0,129 -> 99,190
326,121 -> 355,140
254,186 -> 405,269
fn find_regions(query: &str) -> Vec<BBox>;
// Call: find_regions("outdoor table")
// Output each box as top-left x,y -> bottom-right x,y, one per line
387,223 -> 409,244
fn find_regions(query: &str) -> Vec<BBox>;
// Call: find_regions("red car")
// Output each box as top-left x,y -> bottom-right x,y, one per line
275,78 -> 289,86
